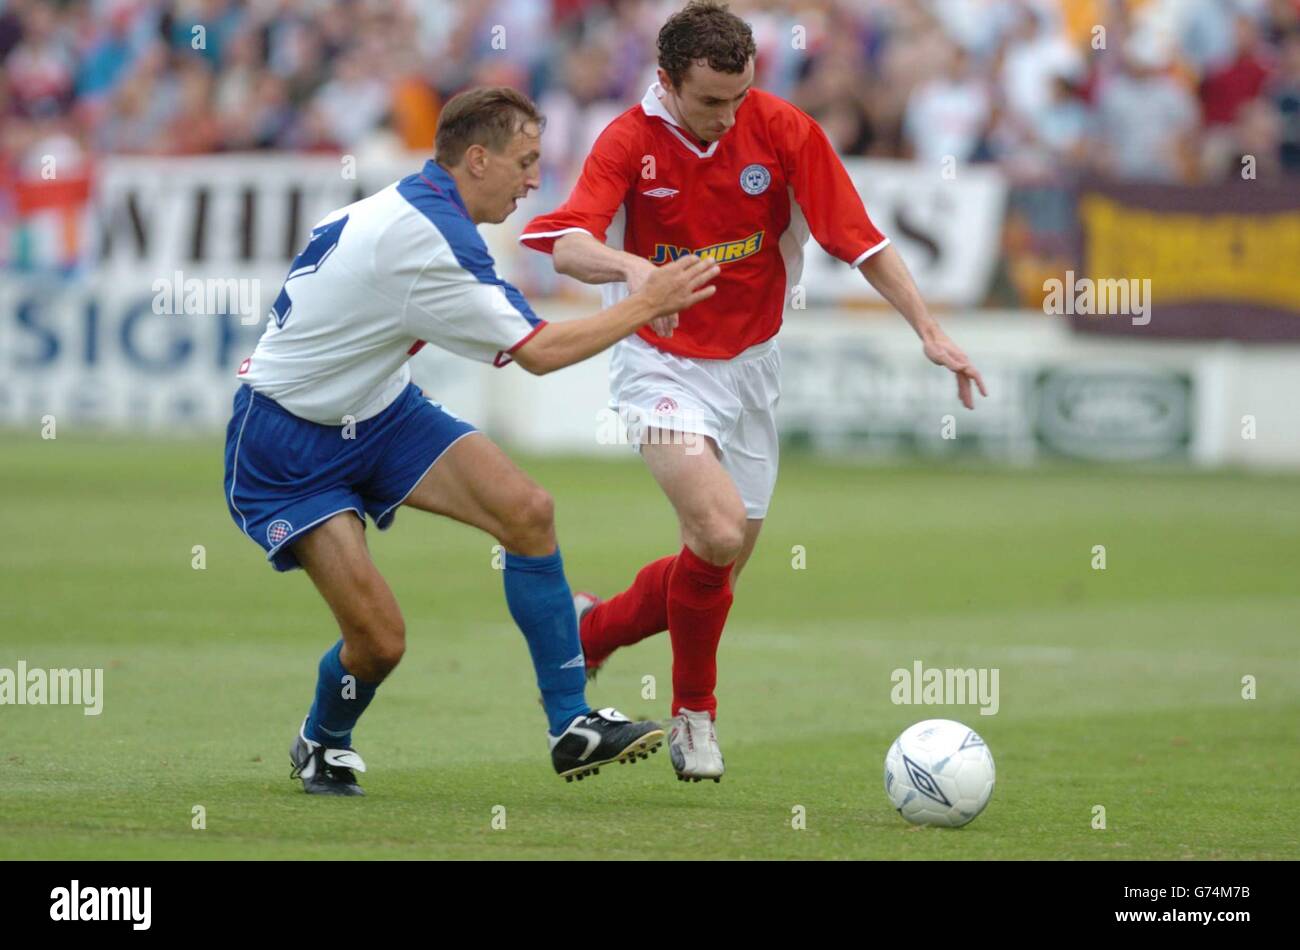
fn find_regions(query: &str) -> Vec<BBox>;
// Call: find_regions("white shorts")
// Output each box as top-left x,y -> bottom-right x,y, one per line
608,333 -> 782,519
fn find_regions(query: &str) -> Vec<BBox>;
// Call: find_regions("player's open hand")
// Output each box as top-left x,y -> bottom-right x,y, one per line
626,260 -> 680,337
923,330 -> 988,410
637,254 -> 719,324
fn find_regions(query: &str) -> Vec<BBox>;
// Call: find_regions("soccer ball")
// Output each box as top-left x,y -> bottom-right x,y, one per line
884,719 -> 995,827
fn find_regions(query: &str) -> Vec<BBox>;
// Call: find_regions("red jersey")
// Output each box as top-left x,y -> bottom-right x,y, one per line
520,83 -> 889,359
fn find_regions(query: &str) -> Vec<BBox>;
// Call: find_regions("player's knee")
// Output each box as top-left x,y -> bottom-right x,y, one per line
347,612 -> 405,678
501,485 -> 554,548
690,508 -> 746,565
367,635 -> 405,676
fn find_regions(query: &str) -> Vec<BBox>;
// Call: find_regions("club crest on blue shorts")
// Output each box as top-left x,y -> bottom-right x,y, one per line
224,382 -> 477,571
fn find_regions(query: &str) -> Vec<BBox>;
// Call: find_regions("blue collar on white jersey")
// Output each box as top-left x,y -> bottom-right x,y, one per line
417,159 -> 472,220
396,158 -> 543,333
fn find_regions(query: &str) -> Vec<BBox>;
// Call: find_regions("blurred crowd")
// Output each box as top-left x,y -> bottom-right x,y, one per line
4,0 -> 1300,189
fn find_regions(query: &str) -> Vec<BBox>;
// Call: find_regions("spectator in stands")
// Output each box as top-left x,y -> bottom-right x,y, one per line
6,0 -> 76,119
1093,31 -> 1199,182
162,54 -> 221,154
902,42 -> 992,164
1231,95 -> 1284,178
1273,28 -> 1300,172
5,0 -> 1300,193
1201,14 -> 1274,127
307,44 -> 389,149
93,41 -> 175,153
999,0 -> 1084,132
536,43 -> 623,174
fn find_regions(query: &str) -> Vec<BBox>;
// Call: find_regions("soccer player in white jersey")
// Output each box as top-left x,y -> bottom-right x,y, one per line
224,87 -> 720,794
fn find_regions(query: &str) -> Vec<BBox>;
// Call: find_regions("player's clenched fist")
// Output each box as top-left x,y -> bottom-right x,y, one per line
636,254 -> 720,320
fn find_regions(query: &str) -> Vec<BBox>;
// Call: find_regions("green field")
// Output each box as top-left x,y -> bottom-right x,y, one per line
2,435 -> 1298,860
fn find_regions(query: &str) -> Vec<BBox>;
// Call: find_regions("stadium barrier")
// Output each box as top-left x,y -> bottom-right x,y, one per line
2,282 -> 1297,470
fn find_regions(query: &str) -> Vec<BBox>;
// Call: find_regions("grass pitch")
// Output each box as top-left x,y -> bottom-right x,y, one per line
2,435 -> 1298,859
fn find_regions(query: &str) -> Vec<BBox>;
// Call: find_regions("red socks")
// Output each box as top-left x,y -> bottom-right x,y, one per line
580,555 -> 675,668
665,545 -> 734,718
581,546 -> 734,718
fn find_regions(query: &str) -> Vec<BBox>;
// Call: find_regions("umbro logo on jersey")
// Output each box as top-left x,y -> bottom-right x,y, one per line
642,187 -> 679,198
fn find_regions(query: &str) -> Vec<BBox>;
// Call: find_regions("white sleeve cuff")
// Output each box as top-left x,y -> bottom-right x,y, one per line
850,238 -> 891,268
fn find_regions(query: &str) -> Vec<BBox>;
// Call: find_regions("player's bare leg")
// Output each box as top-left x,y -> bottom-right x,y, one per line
627,428 -> 742,780
642,431 -> 748,568
288,512 -> 405,795
296,513 -> 407,681
579,431 -> 751,670
400,431 -> 556,555
730,518 -> 764,591
402,432 -> 665,779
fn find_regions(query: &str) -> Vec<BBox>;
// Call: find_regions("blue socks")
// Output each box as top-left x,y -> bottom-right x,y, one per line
303,548 -> 589,745
304,640 -> 378,748
503,548 -> 590,736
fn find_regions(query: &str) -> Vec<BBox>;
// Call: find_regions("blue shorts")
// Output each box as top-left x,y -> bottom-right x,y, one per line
224,382 -> 477,571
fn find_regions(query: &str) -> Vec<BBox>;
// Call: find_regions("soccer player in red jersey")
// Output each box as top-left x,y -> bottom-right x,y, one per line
520,1 -> 987,782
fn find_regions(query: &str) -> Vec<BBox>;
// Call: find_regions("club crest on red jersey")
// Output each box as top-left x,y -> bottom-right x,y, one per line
739,163 -> 771,195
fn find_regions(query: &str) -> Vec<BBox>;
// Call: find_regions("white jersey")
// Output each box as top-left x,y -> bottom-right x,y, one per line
238,160 -> 545,424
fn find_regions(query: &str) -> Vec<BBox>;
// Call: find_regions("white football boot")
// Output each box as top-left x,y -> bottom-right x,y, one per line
289,718 -> 367,796
668,707 -> 724,783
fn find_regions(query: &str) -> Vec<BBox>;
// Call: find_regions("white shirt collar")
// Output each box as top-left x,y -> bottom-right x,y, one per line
640,81 -> 720,159
640,82 -> 678,126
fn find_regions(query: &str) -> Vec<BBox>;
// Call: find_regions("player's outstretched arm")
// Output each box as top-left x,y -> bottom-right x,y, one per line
551,231 -> 650,285
859,244 -> 988,410
512,255 -> 719,375
552,231 -> 681,338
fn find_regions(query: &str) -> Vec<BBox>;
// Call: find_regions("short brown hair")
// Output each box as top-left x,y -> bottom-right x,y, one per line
657,1 -> 756,89
435,87 -> 545,167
